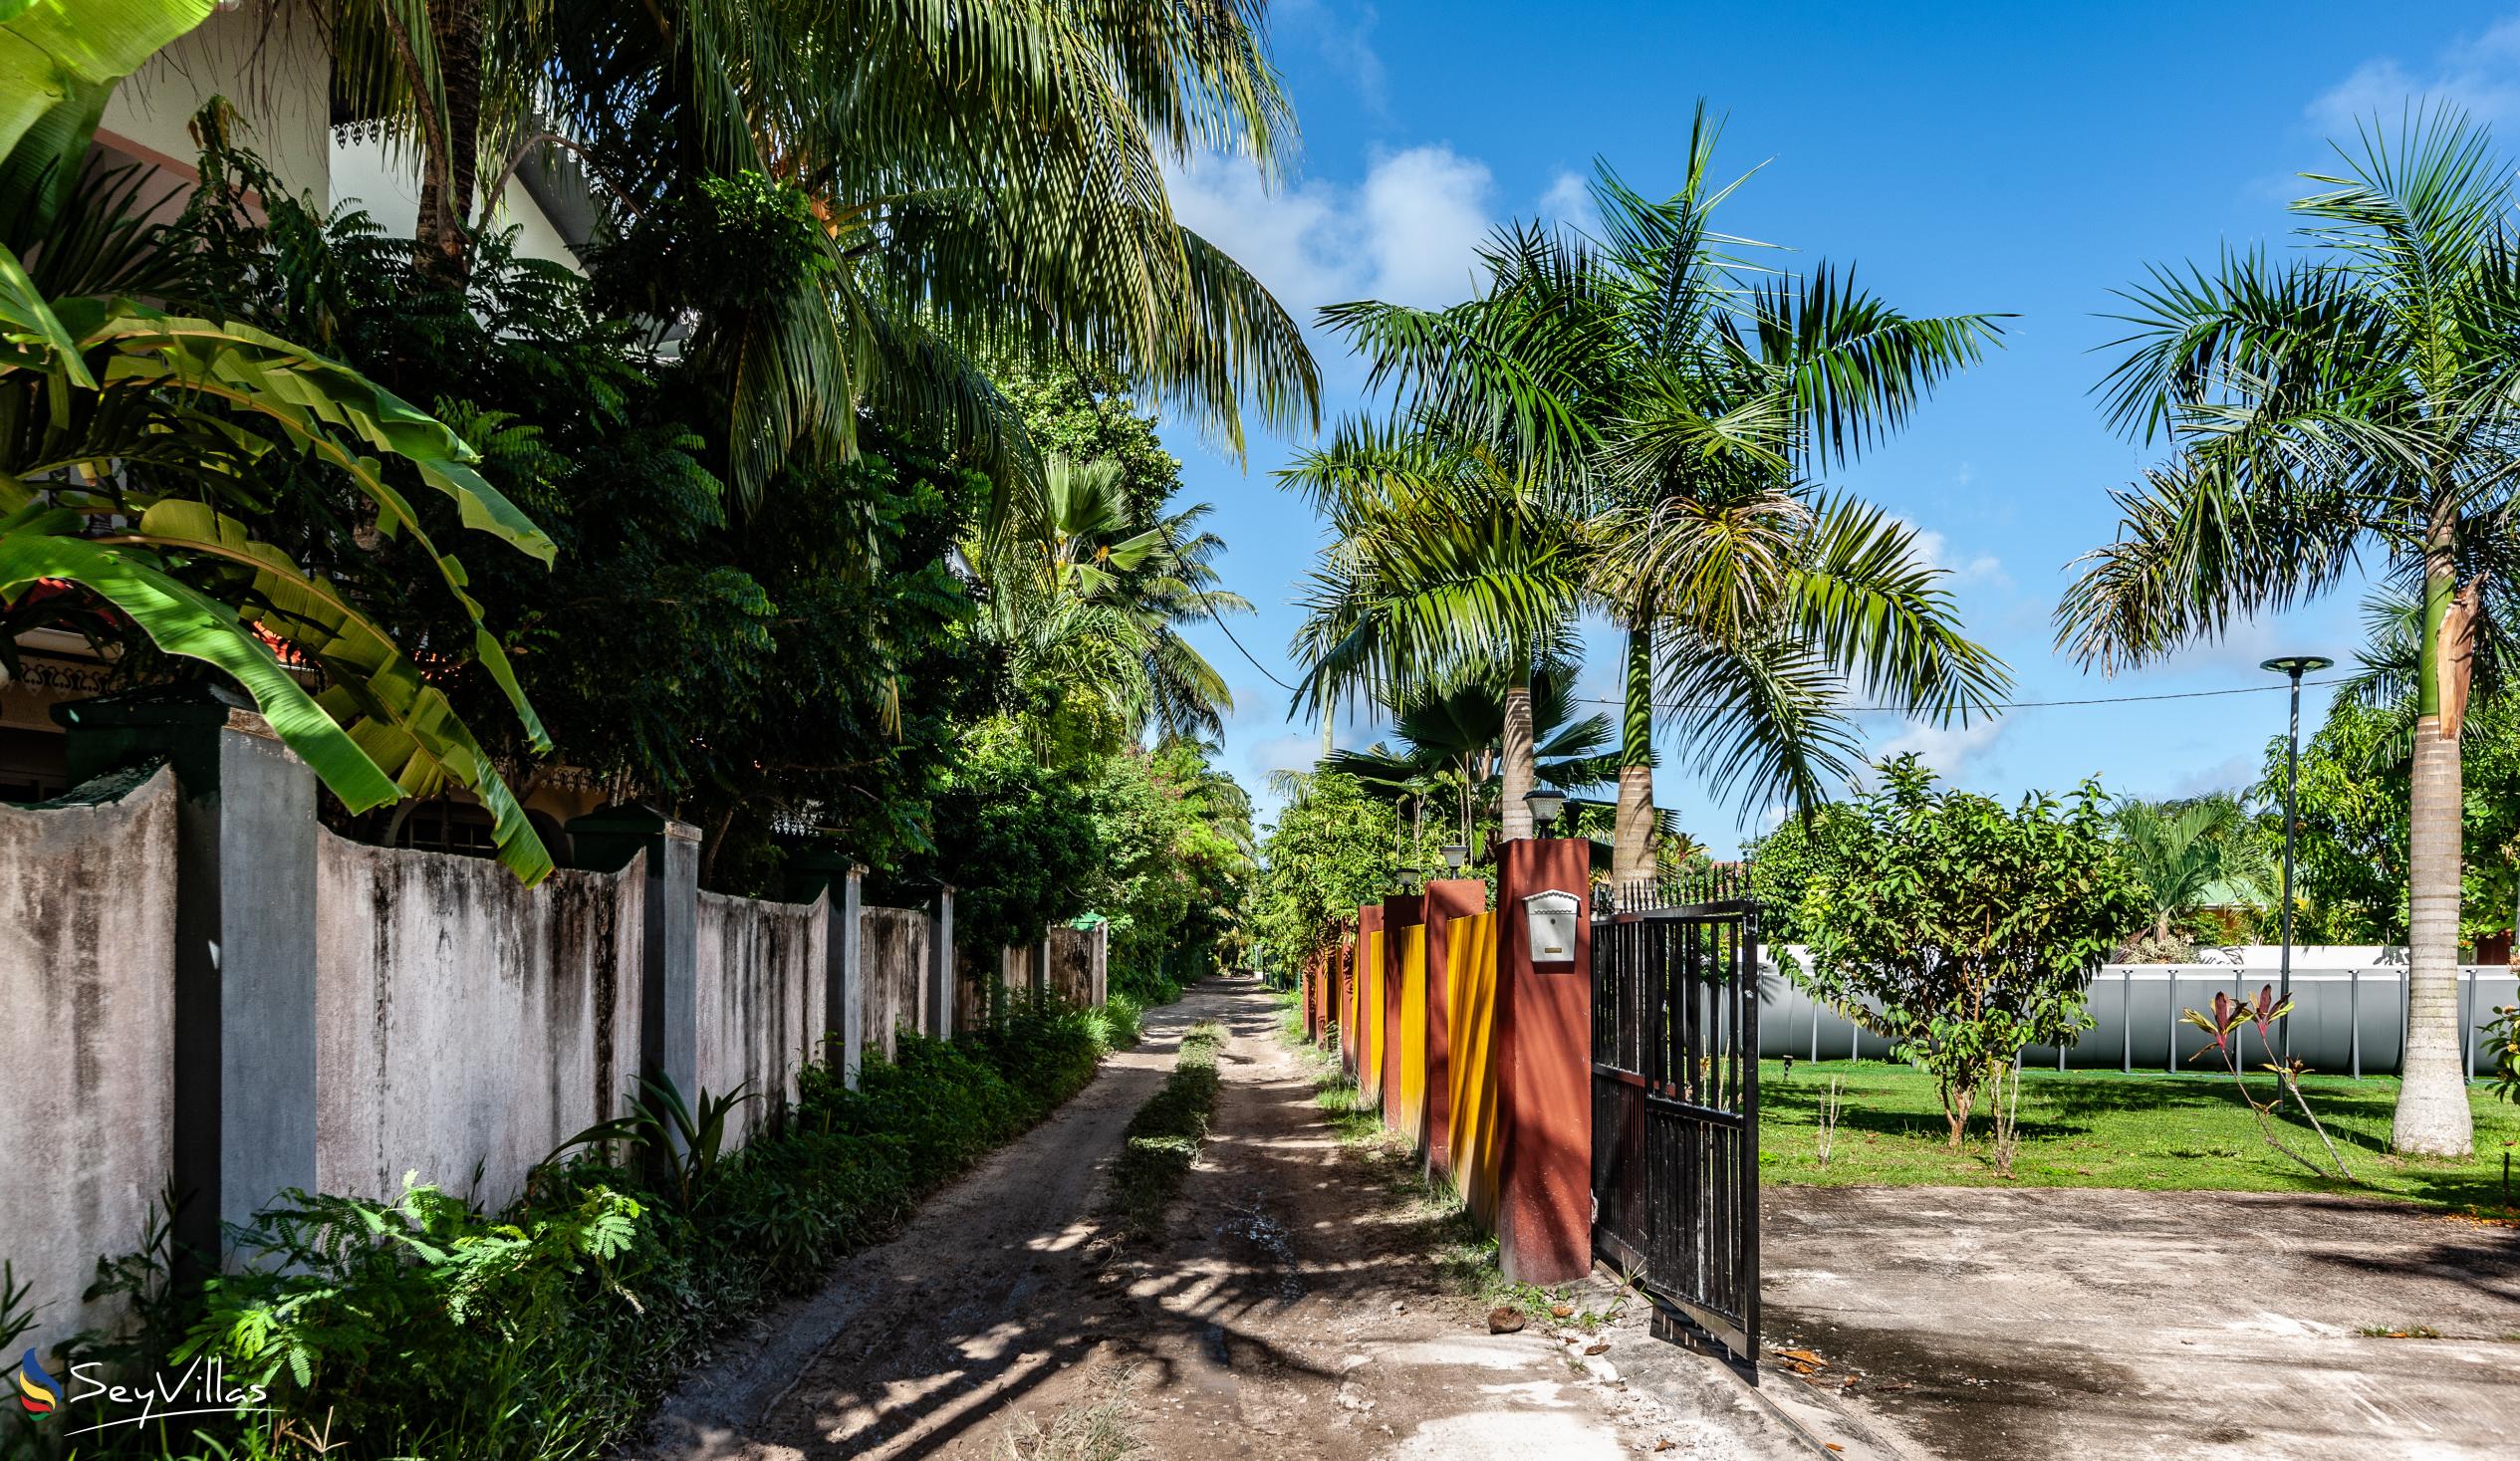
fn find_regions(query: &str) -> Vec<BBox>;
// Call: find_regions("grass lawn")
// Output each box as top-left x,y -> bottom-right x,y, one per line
1758,1059 -> 2520,1212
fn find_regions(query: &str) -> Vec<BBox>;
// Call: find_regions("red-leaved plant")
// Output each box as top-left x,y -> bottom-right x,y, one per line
2181,985 -> 2355,1181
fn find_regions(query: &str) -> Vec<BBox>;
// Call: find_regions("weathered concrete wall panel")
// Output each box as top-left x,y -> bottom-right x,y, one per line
1049,924 -> 1105,1006
696,887 -> 826,1133
0,768 -> 178,1337
315,836 -> 643,1209
859,906 -> 927,1060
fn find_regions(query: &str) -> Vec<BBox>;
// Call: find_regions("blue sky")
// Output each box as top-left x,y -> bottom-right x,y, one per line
1160,2 -> 2520,850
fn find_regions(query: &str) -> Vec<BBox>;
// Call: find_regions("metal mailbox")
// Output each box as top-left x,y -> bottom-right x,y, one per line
1522,889 -> 1582,964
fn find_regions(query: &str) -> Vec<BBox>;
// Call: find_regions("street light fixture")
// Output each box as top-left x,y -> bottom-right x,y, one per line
1440,841 -> 1469,871
2261,654 -> 2335,1063
1522,787 -> 1567,837
1397,864 -> 1423,894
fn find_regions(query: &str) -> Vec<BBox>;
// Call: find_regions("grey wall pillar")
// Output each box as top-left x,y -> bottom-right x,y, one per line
568,806 -> 701,1100
60,686 -> 318,1276
928,884 -> 956,1040
790,852 -> 868,1090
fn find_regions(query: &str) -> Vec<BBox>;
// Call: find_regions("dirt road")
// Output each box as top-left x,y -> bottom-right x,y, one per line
1762,1185 -> 2520,1460
638,975 -> 1788,1461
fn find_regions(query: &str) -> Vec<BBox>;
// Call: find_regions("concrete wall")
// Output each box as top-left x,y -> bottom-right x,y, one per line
100,2 -> 333,202
0,768 -> 178,1338
315,834 -> 644,1209
1048,923 -> 1106,1006
860,906 -> 928,1060
696,887 -> 827,1128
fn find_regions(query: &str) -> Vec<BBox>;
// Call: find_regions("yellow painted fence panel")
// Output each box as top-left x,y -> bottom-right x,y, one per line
1444,911 -> 1502,1228
1361,929 -> 1386,1103
1393,925 -> 1429,1147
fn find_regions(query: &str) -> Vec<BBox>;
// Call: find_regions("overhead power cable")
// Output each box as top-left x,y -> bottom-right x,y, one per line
1571,675 -> 2352,716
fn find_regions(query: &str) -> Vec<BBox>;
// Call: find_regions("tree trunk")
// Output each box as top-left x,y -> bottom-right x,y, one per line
413,0 -> 484,287
1500,678 -> 1535,842
2396,520 -> 2476,1157
2155,909 -> 2170,944
2399,713 -> 2474,1154
1613,617 -> 1656,888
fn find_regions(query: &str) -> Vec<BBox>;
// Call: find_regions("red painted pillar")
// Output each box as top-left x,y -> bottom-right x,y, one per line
1495,838 -> 1593,1286
1420,878 -> 1485,1176
1350,902 -> 1383,1079
1381,893 -> 1425,1112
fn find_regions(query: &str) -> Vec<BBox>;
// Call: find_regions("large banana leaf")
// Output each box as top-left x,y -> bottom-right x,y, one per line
133,500 -> 553,884
0,248 -> 554,752
0,0 -> 214,168
0,504 -> 402,813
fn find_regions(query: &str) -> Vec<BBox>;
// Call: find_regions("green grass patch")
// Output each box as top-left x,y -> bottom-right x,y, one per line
1761,1059 -> 2520,1210
1105,1023 -> 1227,1239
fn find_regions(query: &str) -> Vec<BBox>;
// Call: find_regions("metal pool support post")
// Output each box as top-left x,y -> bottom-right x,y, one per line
2262,653 -> 2333,1063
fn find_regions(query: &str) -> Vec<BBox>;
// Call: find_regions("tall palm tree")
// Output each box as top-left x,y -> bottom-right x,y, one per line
1325,663 -> 1621,852
2112,796 -> 2270,945
1281,427 -> 1586,840
2058,108 -> 2520,1156
325,0 -> 1319,503
1299,111 -> 2009,865
976,454 -> 1248,761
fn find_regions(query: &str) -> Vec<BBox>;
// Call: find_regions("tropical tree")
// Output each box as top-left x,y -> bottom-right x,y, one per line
2057,108 -> 2520,1156
2111,795 -> 2271,949
323,0 -> 1319,502
974,454 -> 1247,763
1300,110 -> 2008,873
1324,663 -> 1623,854
0,17 -> 556,879
1281,429 -> 1585,841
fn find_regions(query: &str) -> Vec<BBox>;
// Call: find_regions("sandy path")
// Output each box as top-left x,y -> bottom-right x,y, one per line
639,975 -> 1789,1461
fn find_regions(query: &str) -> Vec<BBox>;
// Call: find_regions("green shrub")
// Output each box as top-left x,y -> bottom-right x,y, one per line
1105,1023 -> 1226,1239
5,995 -> 1125,1460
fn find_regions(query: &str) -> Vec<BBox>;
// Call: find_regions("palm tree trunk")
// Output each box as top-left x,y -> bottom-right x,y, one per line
2396,529 -> 2475,1157
1614,616 -> 1656,887
414,0 -> 484,287
1500,677 -> 1535,842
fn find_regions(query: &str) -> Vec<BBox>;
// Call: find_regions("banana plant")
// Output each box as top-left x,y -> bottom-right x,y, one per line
0,241 -> 559,881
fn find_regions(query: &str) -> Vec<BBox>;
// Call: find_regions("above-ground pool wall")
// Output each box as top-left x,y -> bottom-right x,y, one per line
316,834 -> 645,1209
697,886 -> 827,1131
1759,954 -> 2520,1077
0,766 -> 178,1339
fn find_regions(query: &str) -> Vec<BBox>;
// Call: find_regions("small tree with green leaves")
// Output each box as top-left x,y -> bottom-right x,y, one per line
1801,756 -> 2147,1146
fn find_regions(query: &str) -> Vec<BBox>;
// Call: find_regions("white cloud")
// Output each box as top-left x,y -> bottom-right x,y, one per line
1871,716 -> 2007,782
2307,15 -> 2520,133
1357,146 -> 1497,307
1538,168 -> 1601,239
1897,518 -> 2008,589
1163,144 -> 1500,324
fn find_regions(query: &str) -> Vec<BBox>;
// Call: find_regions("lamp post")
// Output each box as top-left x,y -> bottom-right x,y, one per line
1397,864 -> 1423,895
1440,841 -> 1469,872
1522,787 -> 1567,839
2260,654 -> 2334,1063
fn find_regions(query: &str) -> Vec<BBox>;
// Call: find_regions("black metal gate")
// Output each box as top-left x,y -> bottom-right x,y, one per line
1591,879 -> 1760,1367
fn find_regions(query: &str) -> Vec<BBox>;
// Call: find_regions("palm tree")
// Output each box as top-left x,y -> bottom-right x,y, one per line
1324,663 -> 1620,852
2057,108 -> 2520,1156
2112,796 -> 2270,946
1299,112 -> 2008,866
1281,428 -> 1586,841
324,0 -> 1319,503
976,455 -> 1248,762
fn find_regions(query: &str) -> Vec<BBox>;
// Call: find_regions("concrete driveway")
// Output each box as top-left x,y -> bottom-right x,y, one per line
1762,1186 -> 2520,1460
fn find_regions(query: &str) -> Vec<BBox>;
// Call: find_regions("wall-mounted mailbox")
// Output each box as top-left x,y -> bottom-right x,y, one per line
1522,889 -> 1582,964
